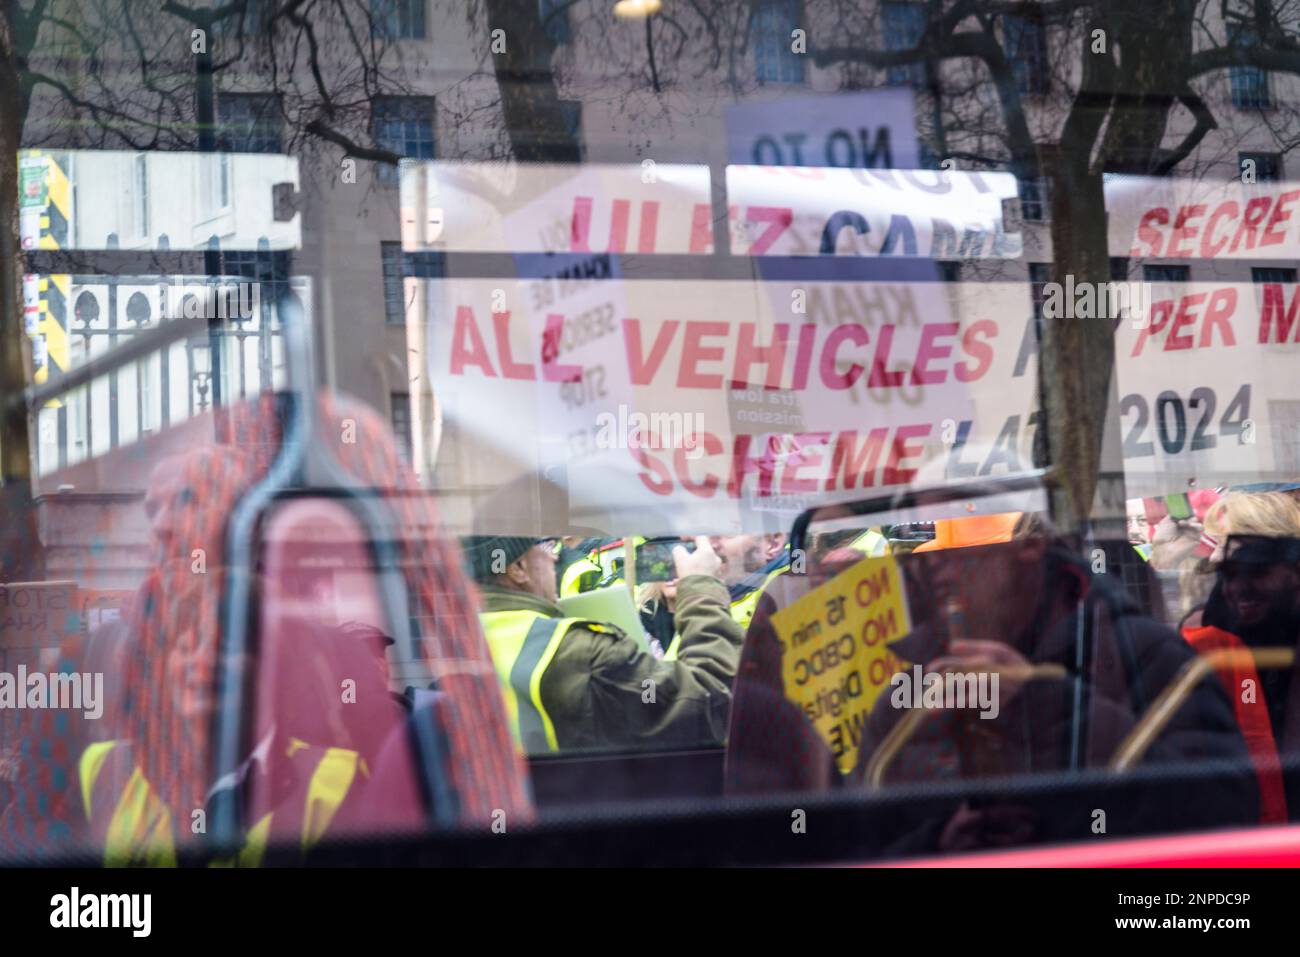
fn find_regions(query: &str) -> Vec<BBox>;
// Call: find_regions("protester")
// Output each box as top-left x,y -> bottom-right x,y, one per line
463,534 -> 743,753
74,396 -> 531,865
1180,491 -> 1300,824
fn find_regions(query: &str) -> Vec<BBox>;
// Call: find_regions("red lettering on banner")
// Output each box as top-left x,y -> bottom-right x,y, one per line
1167,205 -> 1206,259
623,319 -> 678,384
1130,207 -> 1168,258
819,325 -> 869,390
1133,288 -> 1240,355
638,200 -> 661,254
1262,190 -> 1300,246
1202,202 -> 1238,258
571,196 -> 594,252
492,311 -> 536,380
791,324 -> 818,390
1230,197 -> 1272,253
606,199 -> 630,253
956,320 -> 996,382
744,206 -> 794,255
678,321 -> 729,388
867,325 -> 906,387
780,432 -> 832,494
1132,299 -> 1173,357
882,424 -> 932,486
632,442 -> 674,495
688,203 -> 714,254
731,323 -> 790,389
827,428 -> 888,491
1259,283 -> 1300,344
911,322 -> 958,385
677,432 -> 725,497
1200,288 -> 1237,349
637,427 -> 946,500
1165,294 -> 1204,352
450,306 -> 497,377
727,434 -> 780,498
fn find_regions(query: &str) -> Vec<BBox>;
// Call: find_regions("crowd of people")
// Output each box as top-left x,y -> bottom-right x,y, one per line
3,399 -> 1300,863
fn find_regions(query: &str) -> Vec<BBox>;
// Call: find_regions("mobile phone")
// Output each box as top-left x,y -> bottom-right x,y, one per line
635,537 -> 697,582
1165,492 -> 1193,522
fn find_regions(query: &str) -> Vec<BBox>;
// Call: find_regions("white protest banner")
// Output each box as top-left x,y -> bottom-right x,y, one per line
400,160 -> 715,254
1106,175 -> 1300,260
427,276 -> 1040,535
726,165 -> 1022,258
725,88 -> 921,171
1106,281 -> 1300,496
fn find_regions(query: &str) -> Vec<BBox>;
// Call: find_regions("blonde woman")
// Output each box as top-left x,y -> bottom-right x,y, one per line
1182,490 -> 1300,825
1202,491 -> 1300,563
638,580 -> 680,660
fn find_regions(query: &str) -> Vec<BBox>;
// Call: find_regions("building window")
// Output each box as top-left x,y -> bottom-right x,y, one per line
1230,26 -> 1271,109
1143,265 -> 1190,283
370,0 -> 425,40
222,247 -> 290,310
381,242 -> 408,324
218,0 -> 273,36
540,0 -> 571,46
382,242 -> 443,324
883,2 -> 926,88
200,153 -> 231,214
1018,175 -> 1051,222
1253,267 -> 1297,285
373,97 -> 435,185
391,392 -> 413,464
217,93 -> 282,154
1239,151 -> 1282,183
752,0 -> 805,85
1004,14 -> 1048,95
131,154 -> 149,240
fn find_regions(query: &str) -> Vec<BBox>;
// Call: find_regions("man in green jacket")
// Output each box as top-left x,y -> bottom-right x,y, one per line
461,535 -> 743,755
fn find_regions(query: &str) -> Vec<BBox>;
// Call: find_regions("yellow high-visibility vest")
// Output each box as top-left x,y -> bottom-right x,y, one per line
730,564 -> 792,632
479,609 -> 592,754
79,738 -> 365,868
559,552 -> 603,597
848,528 -> 890,557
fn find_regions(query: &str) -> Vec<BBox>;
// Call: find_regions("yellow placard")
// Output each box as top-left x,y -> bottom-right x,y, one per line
770,554 -> 912,774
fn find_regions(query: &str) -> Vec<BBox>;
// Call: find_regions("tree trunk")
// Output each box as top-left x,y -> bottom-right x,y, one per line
484,0 -> 581,162
0,47 -> 44,581
1042,157 -> 1127,538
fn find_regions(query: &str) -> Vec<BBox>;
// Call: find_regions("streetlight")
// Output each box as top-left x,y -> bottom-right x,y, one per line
613,0 -> 661,19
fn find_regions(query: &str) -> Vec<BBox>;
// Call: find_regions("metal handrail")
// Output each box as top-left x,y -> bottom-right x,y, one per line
1109,646 -> 1296,771
788,468 -> 1057,565
18,311 -> 211,411
865,662 -> 1068,789
210,292 -> 458,852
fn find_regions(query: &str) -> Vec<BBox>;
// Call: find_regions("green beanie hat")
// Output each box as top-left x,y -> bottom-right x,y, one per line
460,535 -> 540,581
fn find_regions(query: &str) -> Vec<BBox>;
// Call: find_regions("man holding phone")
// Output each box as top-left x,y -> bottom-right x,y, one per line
461,535 -> 744,755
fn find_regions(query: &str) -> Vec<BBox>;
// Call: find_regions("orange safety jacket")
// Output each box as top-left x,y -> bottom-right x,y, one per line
1181,625 -> 1287,825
